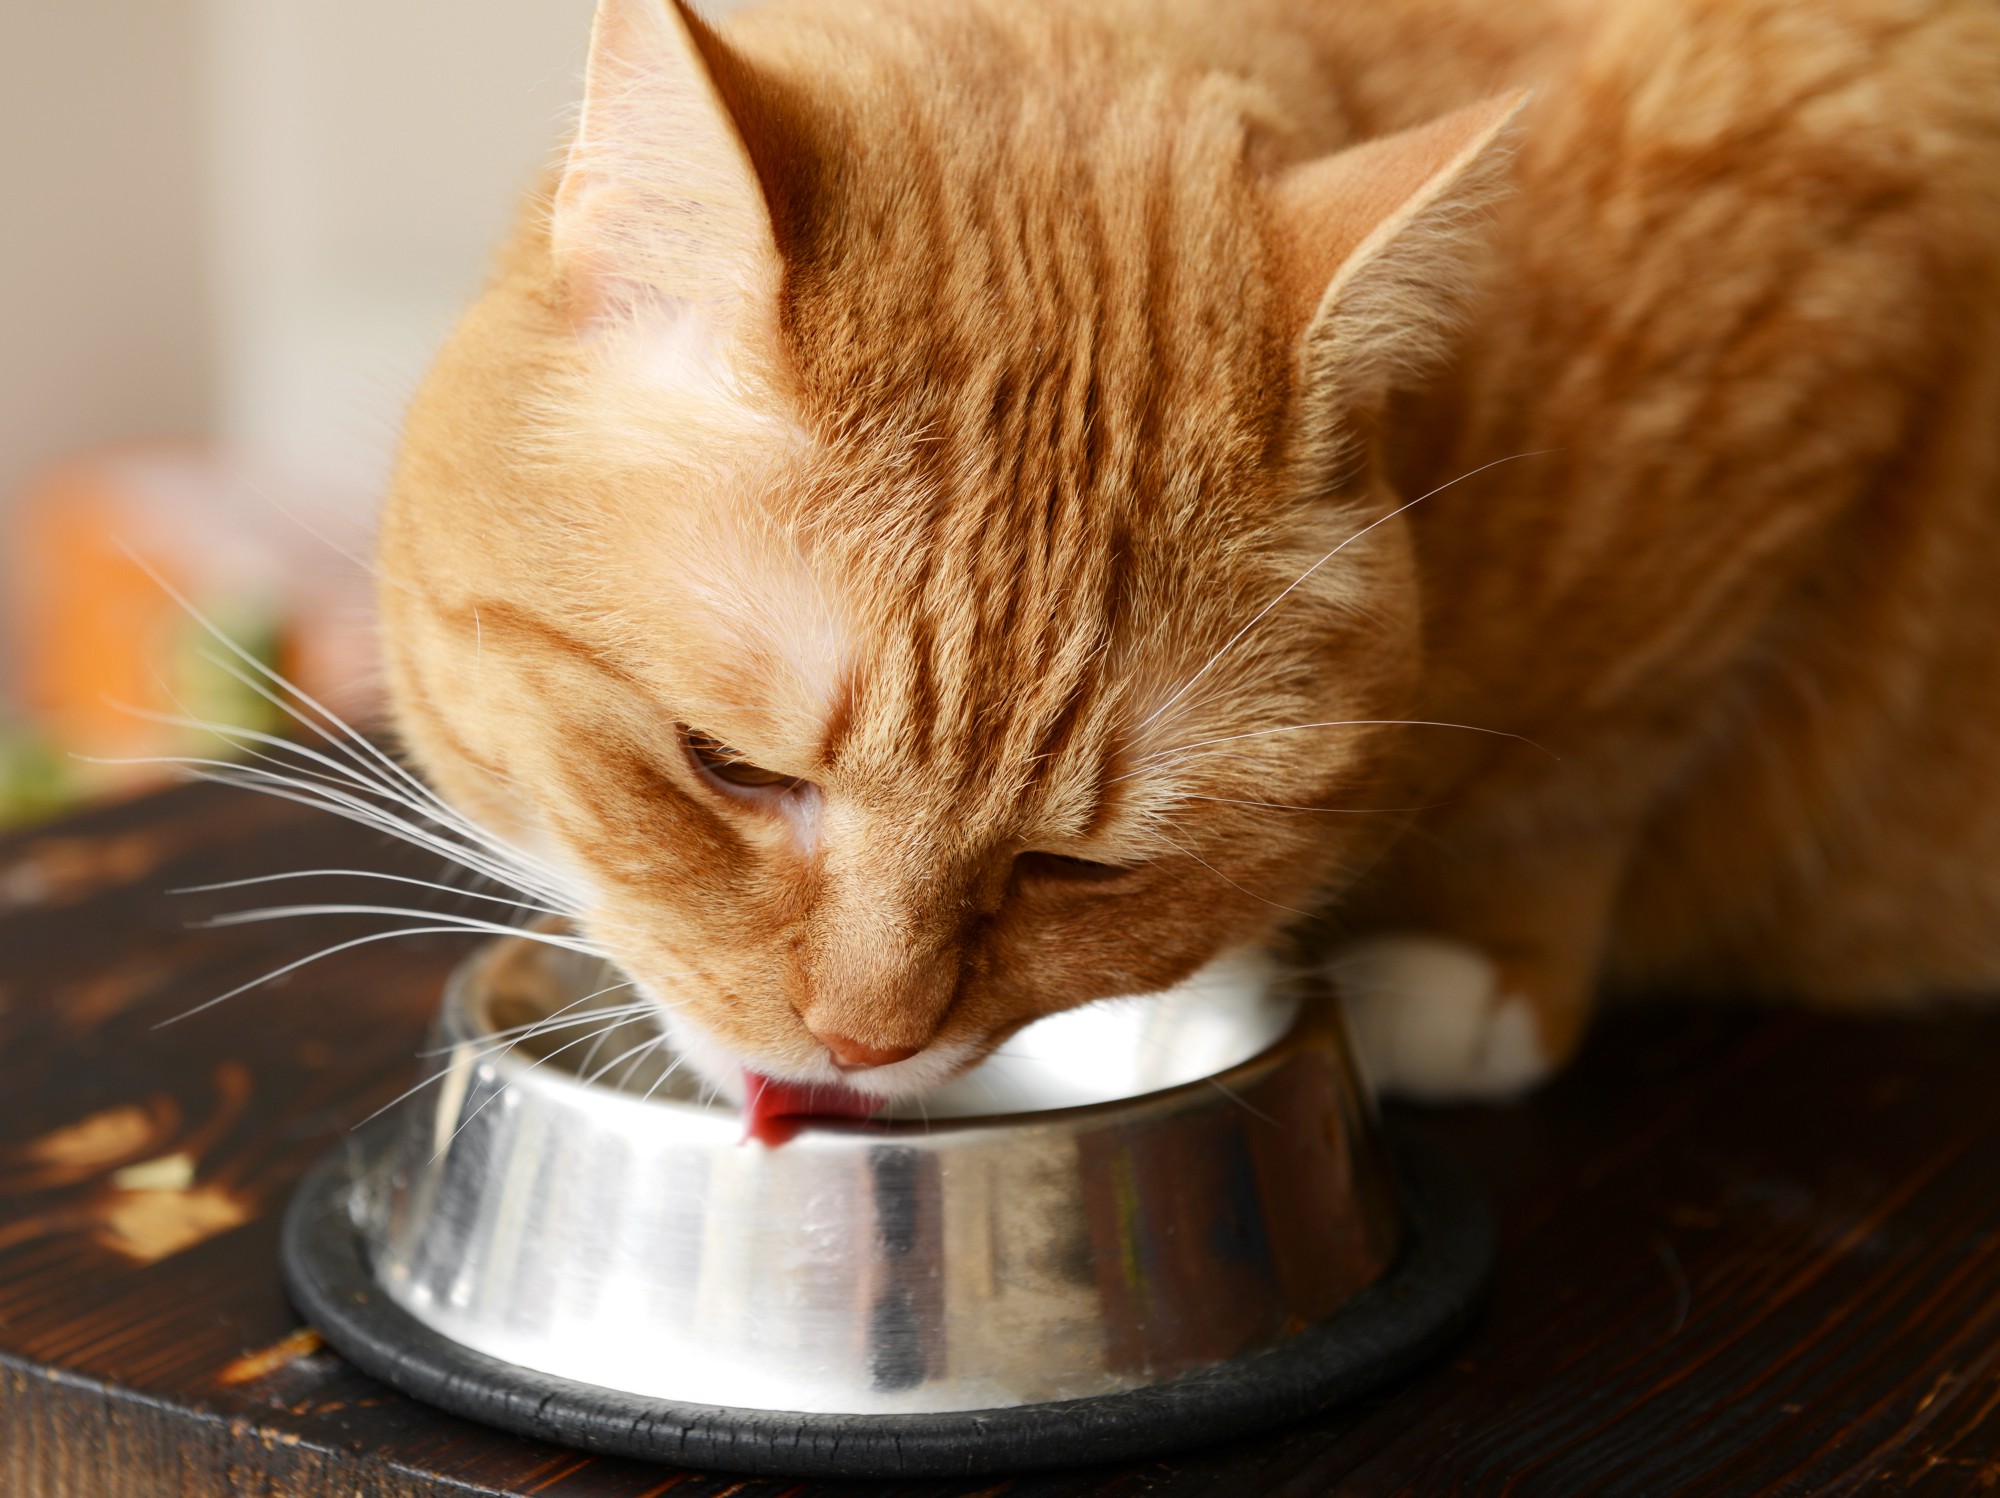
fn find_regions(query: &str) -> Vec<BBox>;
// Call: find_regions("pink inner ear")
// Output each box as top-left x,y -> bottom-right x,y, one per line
741,1069 -> 884,1147
1267,89 -> 1529,338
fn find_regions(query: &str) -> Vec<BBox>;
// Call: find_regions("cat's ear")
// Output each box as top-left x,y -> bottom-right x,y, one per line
1272,91 -> 1528,429
551,0 -> 783,356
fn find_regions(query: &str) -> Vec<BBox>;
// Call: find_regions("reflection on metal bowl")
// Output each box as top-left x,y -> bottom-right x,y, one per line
366,936 -> 1396,1414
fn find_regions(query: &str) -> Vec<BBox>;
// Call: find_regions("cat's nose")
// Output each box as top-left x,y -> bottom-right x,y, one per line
811,1029 -> 922,1070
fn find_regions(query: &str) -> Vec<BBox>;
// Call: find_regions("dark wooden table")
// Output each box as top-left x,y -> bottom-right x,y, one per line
2,782 -> 1997,1496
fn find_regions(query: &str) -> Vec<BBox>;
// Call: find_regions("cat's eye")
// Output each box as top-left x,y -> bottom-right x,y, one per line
682,727 -> 802,792
1013,851 -> 1134,884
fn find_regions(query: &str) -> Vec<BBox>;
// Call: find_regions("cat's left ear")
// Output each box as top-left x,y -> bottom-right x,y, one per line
1271,91 -> 1529,430
551,0 -> 788,367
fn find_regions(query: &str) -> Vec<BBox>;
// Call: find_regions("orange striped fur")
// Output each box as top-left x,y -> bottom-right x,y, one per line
378,0 -> 2000,1100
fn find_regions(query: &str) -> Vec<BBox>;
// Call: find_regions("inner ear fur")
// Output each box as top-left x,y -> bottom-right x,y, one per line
551,0 -> 791,345
1271,91 -> 1529,429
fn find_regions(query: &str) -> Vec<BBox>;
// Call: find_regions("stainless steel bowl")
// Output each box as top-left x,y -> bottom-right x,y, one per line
351,934 -> 1403,1417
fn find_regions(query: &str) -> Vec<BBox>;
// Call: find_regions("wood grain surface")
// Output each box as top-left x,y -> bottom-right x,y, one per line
1,782 -> 1997,1496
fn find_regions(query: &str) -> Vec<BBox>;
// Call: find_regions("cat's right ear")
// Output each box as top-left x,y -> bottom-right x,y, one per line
551,0 -> 785,366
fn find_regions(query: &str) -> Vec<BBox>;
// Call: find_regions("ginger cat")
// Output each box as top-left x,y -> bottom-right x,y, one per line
376,0 -> 2000,1104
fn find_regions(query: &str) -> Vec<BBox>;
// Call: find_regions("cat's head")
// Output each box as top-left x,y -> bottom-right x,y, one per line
378,0 -> 1521,1100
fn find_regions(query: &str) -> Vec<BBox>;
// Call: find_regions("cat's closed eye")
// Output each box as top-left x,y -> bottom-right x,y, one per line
682,726 -> 803,793
1013,851 -> 1135,884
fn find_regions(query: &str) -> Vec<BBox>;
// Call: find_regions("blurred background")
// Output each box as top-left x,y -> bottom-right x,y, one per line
0,0 -> 606,828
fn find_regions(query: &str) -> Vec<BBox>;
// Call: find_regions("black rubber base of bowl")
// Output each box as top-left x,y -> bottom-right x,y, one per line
282,1122 -> 1491,1481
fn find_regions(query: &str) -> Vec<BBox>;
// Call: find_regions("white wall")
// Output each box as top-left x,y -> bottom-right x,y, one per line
201,0 -> 598,509
0,0 -> 215,530
0,0 -> 606,705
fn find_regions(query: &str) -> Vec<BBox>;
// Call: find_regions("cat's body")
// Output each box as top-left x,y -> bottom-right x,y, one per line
1233,0 -> 2000,1091
379,0 -> 2000,1103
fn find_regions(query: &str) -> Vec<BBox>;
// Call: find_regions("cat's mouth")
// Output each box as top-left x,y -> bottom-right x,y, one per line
647,994 -> 981,1116
740,1069 -> 884,1146
637,991 -> 985,1141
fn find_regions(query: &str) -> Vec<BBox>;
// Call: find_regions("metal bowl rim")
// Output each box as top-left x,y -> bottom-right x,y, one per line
439,945 -> 1342,1140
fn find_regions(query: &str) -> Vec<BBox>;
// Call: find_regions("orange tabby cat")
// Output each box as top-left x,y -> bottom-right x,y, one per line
376,0 -> 2000,1103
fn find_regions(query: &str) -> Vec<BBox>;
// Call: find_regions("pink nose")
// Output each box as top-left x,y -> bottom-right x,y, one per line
812,1030 -> 922,1070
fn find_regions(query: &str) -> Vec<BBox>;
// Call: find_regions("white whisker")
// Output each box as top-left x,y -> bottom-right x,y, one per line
115,693 -> 427,809
154,923 -> 565,1028
173,868 -> 569,920
1181,794 -> 1440,815
356,981 -> 652,1130
198,650 -> 498,833
114,542 -> 469,829
1122,718 -> 1555,777
1204,1075 -> 1281,1127
195,904 -> 606,953
582,1033 -> 668,1088
1136,450 -> 1560,733
118,756 -> 576,911
188,657 -> 578,900
214,454 -> 397,590
355,1004 -> 644,1129
106,544 -> 631,1045
637,1052 -> 689,1104
191,642 -> 464,836
112,696 -> 420,813
615,1035 -> 670,1089
111,553 -> 579,915
435,1017 -> 648,1159
420,1003 -> 653,1060
80,750 -> 540,895
1149,830 -> 1317,920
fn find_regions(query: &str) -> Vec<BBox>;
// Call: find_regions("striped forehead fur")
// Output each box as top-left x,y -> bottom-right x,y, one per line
517,0 -> 1382,834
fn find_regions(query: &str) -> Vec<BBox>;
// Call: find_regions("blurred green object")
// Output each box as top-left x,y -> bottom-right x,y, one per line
0,723 -> 80,830
0,601 -> 291,833
168,600 -> 290,752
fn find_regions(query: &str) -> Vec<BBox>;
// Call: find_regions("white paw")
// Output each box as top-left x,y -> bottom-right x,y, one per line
1327,934 -> 1554,1103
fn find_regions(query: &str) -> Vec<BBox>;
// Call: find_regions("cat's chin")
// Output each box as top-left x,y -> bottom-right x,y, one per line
643,998 -> 981,1105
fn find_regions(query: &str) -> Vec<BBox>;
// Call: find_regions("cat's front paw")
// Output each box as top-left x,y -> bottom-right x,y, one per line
1327,934 -> 1555,1102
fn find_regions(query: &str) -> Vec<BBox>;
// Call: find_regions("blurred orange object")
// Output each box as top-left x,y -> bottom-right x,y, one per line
5,442 -> 380,797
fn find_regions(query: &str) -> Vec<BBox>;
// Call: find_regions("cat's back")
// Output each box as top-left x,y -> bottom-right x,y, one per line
730,0 -> 2000,159
1424,0 -> 2000,1001
1519,0 -> 2000,219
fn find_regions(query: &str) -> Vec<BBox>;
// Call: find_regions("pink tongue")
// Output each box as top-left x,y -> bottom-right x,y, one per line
741,1070 -> 884,1147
